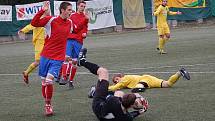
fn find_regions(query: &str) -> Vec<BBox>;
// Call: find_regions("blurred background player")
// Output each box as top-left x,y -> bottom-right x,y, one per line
78,48 -> 148,121
60,0 -> 89,89
153,0 -> 182,54
18,10 -> 50,84
109,68 -> 190,93
31,1 -> 73,116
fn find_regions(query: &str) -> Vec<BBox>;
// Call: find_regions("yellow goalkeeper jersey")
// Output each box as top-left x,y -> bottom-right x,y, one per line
153,5 -> 177,27
108,74 -> 164,91
20,24 -> 45,45
109,75 -> 146,91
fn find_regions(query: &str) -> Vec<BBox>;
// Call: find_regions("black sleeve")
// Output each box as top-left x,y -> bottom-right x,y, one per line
108,98 -> 136,121
129,111 -> 140,118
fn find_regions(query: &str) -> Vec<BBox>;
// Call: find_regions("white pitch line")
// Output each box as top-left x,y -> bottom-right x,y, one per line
111,62 -> 215,71
0,71 -> 215,76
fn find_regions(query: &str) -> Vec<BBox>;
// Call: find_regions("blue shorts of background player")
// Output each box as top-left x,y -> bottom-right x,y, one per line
39,56 -> 63,80
66,39 -> 83,59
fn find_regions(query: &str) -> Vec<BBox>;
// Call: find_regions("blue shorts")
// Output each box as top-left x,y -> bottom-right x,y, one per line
66,39 -> 83,59
39,56 -> 63,78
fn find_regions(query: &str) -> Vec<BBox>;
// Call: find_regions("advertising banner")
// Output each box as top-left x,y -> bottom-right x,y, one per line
0,5 -> 12,21
86,0 -> 116,30
16,1 -> 50,20
54,1 -> 76,16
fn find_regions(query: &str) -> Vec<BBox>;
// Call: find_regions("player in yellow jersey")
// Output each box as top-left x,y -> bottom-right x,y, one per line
108,68 -> 190,92
18,11 -> 50,84
153,0 -> 182,54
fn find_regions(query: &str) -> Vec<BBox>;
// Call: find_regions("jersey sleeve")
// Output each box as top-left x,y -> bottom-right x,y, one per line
20,24 -> 35,33
153,5 -> 162,16
81,19 -> 88,34
108,76 -> 130,91
168,11 -> 177,15
106,98 -> 135,121
31,9 -> 52,27
167,7 -> 177,15
108,82 -> 124,91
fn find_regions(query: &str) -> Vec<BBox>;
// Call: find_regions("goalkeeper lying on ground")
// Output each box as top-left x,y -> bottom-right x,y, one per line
109,68 -> 190,93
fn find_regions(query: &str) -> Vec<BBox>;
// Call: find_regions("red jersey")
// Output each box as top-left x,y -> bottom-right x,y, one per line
31,10 -> 73,61
67,12 -> 88,44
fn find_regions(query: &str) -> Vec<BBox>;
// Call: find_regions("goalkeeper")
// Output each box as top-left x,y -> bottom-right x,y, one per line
78,48 -> 148,121
109,68 -> 190,93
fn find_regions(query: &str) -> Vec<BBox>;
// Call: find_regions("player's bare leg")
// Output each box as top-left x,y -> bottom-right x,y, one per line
22,60 -> 39,84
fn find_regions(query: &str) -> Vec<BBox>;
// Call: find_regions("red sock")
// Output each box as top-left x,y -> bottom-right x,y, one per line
62,62 -> 68,80
69,65 -> 77,81
41,80 -> 46,98
58,67 -> 62,79
67,62 -> 72,76
45,84 -> 53,105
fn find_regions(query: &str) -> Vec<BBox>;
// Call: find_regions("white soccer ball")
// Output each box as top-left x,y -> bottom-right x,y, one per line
133,95 -> 149,112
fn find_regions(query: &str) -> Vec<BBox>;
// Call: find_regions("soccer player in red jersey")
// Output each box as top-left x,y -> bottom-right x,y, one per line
31,1 -> 73,116
60,1 -> 89,89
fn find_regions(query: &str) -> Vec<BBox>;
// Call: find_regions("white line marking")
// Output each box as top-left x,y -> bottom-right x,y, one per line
0,63 -> 214,76
0,71 -> 215,76
111,62 -> 215,71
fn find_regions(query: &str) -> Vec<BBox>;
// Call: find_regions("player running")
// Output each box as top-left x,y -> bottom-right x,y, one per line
153,0 -> 182,54
59,1 -> 89,89
18,11 -> 50,84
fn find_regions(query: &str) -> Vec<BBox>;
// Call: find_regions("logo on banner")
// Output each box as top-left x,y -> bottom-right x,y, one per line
16,5 -> 43,20
17,8 -> 25,18
86,6 -> 112,24
184,0 -> 206,7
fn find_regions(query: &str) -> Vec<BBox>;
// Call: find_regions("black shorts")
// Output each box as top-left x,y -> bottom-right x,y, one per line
92,79 -> 109,119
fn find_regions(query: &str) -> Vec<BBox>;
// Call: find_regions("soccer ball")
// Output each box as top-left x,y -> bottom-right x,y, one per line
133,95 -> 149,112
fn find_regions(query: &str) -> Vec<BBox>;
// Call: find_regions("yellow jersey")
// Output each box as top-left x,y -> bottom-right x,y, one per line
20,24 -> 45,45
109,75 -> 146,91
108,75 -> 164,91
153,5 -> 177,27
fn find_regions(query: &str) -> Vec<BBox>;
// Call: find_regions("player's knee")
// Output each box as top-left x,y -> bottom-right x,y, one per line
65,56 -> 71,62
166,34 -> 170,38
98,67 -> 109,81
72,60 -> 78,65
162,81 -> 171,88
34,61 -> 40,66
159,35 -> 164,38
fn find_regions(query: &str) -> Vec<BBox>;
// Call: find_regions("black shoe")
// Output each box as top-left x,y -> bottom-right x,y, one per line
131,88 -> 145,93
69,81 -> 74,89
180,68 -> 190,80
59,78 -> 68,85
88,86 -> 96,98
78,48 -> 87,66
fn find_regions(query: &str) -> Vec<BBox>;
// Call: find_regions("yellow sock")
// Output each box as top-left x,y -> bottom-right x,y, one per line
167,72 -> 180,87
25,63 -> 37,75
158,37 -> 165,50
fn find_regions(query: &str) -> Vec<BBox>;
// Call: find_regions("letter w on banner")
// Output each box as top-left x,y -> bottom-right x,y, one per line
122,0 -> 146,28
16,1 -> 50,21
85,0 -> 116,30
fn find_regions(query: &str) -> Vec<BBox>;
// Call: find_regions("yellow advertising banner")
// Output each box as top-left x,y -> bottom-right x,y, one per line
122,0 -> 146,28
154,0 -> 206,8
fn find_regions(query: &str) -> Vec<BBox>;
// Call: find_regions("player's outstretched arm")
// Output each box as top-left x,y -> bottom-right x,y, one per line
168,11 -> 182,15
31,1 -> 51,27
